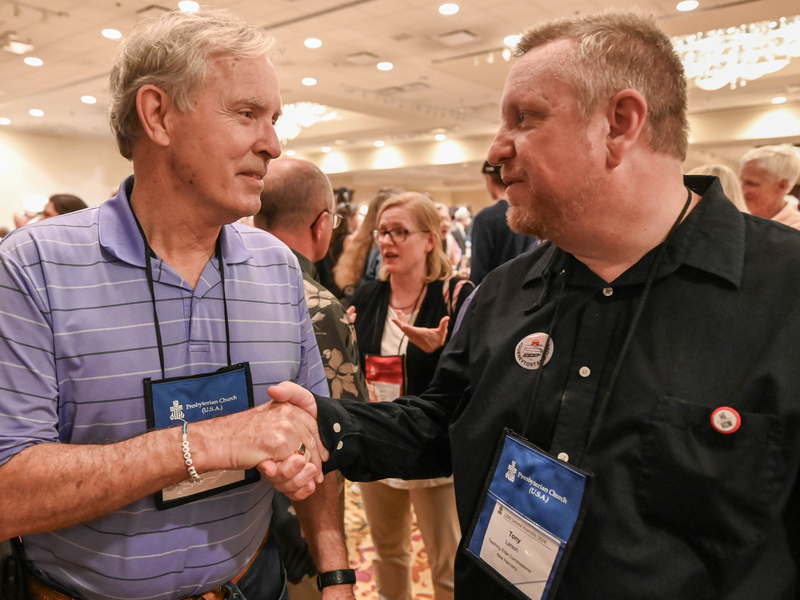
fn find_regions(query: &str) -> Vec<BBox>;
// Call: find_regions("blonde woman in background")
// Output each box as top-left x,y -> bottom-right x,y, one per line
333,187 -> 403,299
347,192 -> 474,600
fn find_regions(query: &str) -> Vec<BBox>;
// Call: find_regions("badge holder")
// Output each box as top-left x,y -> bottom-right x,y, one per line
145,363 -> 260,510
364,354 -> 406,402
465,429 -> 591,600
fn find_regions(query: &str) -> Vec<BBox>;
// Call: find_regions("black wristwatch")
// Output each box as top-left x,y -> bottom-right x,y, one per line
316,569 -> 357,590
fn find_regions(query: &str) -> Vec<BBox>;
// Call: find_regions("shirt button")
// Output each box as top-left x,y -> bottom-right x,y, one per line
602,287 -> 613,297
336,441 -> 344,450
579,366 -> 591,377
333,423 -> 341,433
557,452 -> 569,462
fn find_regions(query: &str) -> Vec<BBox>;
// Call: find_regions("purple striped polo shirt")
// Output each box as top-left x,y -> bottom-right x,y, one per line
0,176 -> 328,599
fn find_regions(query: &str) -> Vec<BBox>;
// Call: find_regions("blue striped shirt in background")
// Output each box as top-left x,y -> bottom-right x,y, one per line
0,176 -> 328,600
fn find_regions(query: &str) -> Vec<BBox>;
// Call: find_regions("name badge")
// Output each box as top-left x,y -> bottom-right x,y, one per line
364,354 -> 405,402
145,363 -> 259,510
465,430 -> 591,600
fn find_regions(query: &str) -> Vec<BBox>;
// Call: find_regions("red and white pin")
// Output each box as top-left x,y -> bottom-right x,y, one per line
710,406 -> 741,434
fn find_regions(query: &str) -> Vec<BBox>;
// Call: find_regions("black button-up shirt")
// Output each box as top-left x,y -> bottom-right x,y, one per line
319,176 -> 800,599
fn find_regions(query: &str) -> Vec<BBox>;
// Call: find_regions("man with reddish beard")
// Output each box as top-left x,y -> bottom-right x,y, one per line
0,8 -> 354,600
271,10 -> 800,600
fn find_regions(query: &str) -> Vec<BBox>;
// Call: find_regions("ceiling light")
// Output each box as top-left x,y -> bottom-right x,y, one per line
374,140 -> 385,147
0,118 -> 10,125
2,34 -> 34,55
285,150 -> 296,156
377,62 -> 393,71
81,95 -> 97,104
672,15 -> 800,91
439,3 -> 460,15
435,133 -> 446,141
504,34 -> 521,48
302,77 -> 317,86
676,1 -> 699,11
24,56 -> 43,66
772,96 -> 788,104
274,102 -> 338,142
304,38 -> 322,49
321,146 -> 331,153
178,1 -> 200,12
29,109 -> 44,117
102,29 -> 122,40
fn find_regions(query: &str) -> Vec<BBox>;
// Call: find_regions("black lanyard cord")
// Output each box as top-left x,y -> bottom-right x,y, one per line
128,201 -> 233,379
521,188 -> 693,457
583,187 -> 693,456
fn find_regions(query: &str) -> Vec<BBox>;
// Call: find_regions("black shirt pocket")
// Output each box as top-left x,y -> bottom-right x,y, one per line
636,395 -> 784,551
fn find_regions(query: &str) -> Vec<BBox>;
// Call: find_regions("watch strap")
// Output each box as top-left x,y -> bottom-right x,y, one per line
316,569 -> 357,590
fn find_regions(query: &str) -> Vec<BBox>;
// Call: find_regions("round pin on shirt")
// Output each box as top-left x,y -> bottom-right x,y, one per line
515,333 -> 554,370
710,406 -> 741,434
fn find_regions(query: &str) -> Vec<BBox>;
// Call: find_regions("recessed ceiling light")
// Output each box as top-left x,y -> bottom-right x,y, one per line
81,95 -> 97,104
435,133 -> 446,141
4,38 -> 34,55
29,109 -> 44,117
304,38 -> 322,49
374,140 -> 385,147
178,1 -> 200,12
285,150 -> 296,156
504,34 -> 521,48
377,62 -> 393,71
439,3 -> 460,15
102,29 -> 122,40
24,57 -> 43,67
0,118 -> 10,125
321,146 -> 331,153
772,96 -> 788,104
676,1 -> 699,11
302,77 -> 317,86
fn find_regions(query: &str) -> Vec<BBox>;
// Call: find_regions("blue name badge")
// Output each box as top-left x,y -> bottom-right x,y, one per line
144,363 -> 259,510
466,430 -> 591,600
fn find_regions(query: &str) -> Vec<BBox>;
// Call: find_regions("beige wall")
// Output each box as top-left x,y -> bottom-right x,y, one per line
0,130 -> 132,231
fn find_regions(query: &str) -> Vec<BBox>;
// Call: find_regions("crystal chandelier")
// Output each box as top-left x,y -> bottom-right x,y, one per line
672,15 -> 800,91
274,102 -> 339,143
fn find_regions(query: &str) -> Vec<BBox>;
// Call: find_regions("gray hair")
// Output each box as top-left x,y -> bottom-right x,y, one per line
740,145 -> 800,188
257,159 -> 333,231
516,11 -> 689,160
108,8 -> 274,159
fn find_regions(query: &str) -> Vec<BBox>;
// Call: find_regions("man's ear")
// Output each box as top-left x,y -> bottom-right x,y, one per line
777,177 -> 791,196
136,84 -> 173,148
605,89 -> 647,169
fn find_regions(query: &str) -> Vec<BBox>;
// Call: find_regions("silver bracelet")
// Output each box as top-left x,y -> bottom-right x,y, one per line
181,422 -> 203,483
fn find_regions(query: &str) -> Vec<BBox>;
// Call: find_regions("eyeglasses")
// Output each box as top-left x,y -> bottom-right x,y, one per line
371,228 -> 426,243
310,209 -> 342,230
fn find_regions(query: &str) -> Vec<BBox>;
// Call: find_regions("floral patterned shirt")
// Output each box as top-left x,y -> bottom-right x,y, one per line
293,251 -> 369,402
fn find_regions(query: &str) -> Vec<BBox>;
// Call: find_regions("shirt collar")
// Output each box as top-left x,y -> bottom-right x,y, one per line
98,175 -> 254,267
523,175 -> 745,289
291,249 -> 319,282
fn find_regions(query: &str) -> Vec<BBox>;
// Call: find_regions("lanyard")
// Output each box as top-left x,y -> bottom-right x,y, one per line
522,188 -> 694,456
129,202 -> 233,379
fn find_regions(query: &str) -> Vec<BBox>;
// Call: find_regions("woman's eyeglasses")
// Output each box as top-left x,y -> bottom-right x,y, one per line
371,228 -> 426,243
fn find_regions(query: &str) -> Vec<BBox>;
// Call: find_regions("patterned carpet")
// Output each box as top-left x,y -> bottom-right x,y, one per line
344,481 -> 435,599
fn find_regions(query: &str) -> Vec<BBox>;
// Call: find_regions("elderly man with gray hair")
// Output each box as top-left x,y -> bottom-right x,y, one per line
0,8 -> 354,600
739,144 -> 800,228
